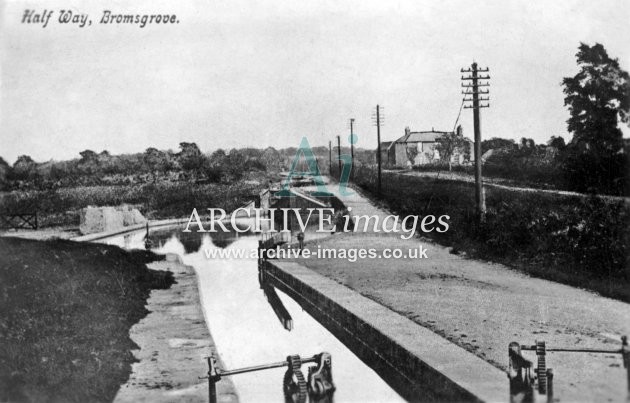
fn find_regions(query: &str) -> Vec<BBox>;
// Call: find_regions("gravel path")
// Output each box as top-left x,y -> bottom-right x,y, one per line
0,227 -> 78,240
290,182 -> 630,402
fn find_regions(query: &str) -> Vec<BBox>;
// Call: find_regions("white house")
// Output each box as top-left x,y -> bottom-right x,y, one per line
383,125 -> 474,167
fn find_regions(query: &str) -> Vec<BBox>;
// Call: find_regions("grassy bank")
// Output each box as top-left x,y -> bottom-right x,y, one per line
351,166 -> 630,302
0,237 -> 173,402
409,161 -> 563,190
0,181 -> 262,228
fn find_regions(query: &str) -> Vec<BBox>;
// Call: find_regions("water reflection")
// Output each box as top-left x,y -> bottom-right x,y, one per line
102,226 -> 404,403
262,286 -> 293,331
109,223 -> 256,253
151,225 -> 253,253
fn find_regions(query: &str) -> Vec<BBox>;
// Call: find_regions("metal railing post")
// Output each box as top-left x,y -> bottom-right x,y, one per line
546,369 -> 554,403
514,336 -> 628,401
508,341 -> 533,402
622,335 -> 629,396
536,341 -> 547,395
205,352 -> 334,402
208,355 -> 219,403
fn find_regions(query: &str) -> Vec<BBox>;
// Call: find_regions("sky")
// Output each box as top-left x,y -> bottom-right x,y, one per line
1,0 -> 629,163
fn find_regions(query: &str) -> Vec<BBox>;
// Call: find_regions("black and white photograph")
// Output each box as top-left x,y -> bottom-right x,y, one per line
1,1 -> 629,402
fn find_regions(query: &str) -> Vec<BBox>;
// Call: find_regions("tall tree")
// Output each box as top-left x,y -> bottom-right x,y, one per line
562,43 -> 630,194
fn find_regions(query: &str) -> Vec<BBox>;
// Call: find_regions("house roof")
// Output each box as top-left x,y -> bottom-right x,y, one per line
396,131 -> 452,143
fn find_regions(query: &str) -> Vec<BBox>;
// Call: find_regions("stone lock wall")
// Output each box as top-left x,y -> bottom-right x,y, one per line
79,205 -> 147,235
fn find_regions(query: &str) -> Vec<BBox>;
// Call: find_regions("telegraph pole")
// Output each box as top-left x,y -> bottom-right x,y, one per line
336,135 -> 342,180
328,140 -> 332,175
372,105 -> 384,196
461,62 -> 490,220
349,118 -> 355,179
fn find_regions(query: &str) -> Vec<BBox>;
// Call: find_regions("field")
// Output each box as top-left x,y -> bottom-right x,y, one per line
351,166 -> 630,301
409,161 -> 564,190
0,237 -> 173,402
0,181 -> 262,228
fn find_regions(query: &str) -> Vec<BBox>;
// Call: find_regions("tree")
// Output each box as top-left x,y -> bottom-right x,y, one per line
11,155 -> 37,181
562,43 -> 630,194
143,148 -> 170,181
177,142 -> 204,175
226,149 -> 246,180
481,138 -> 516,154
404,144 -> 418,167
547,136 -> 566,150
49,161 -> 73,183
519,138 -> 536,149
209,148 -> 227,163
435,131 -> 467,171
79,150 -> 98,162
262,147 -> 281,171
78,149 -> 100,176
0,157 -> 10,189
200,149 -> 227,183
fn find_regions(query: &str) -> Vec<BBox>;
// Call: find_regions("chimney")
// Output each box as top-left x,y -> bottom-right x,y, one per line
405,126 -> 410,136
456,125 -> 463,136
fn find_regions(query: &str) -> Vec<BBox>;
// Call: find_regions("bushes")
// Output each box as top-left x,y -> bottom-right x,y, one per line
483,150 -> 564,188
560,147 -> 628,196
352,166 -> 630,301
0,182 -> 262,227
410,148 -> 565,189
478,193 -> 628,280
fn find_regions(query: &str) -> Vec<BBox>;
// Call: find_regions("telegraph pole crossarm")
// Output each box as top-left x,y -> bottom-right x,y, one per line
462,83 -> 490,88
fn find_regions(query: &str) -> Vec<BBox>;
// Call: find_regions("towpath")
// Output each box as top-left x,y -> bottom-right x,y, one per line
288,181 -> 630,402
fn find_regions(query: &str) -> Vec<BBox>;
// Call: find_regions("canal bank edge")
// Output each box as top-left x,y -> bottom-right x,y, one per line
72,221 -> 238,403
262,259 -> 509,402
114,253 -> 238,403
73,218 -> 188,242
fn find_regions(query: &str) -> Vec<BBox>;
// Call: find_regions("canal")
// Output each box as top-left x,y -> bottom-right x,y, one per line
103,224 -> 405,402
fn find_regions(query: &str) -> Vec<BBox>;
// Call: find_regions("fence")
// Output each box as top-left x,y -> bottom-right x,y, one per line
0,212 -> 38,230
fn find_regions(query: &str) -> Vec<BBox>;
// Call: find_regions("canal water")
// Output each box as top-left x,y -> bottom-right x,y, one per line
104,225 -> 405,403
